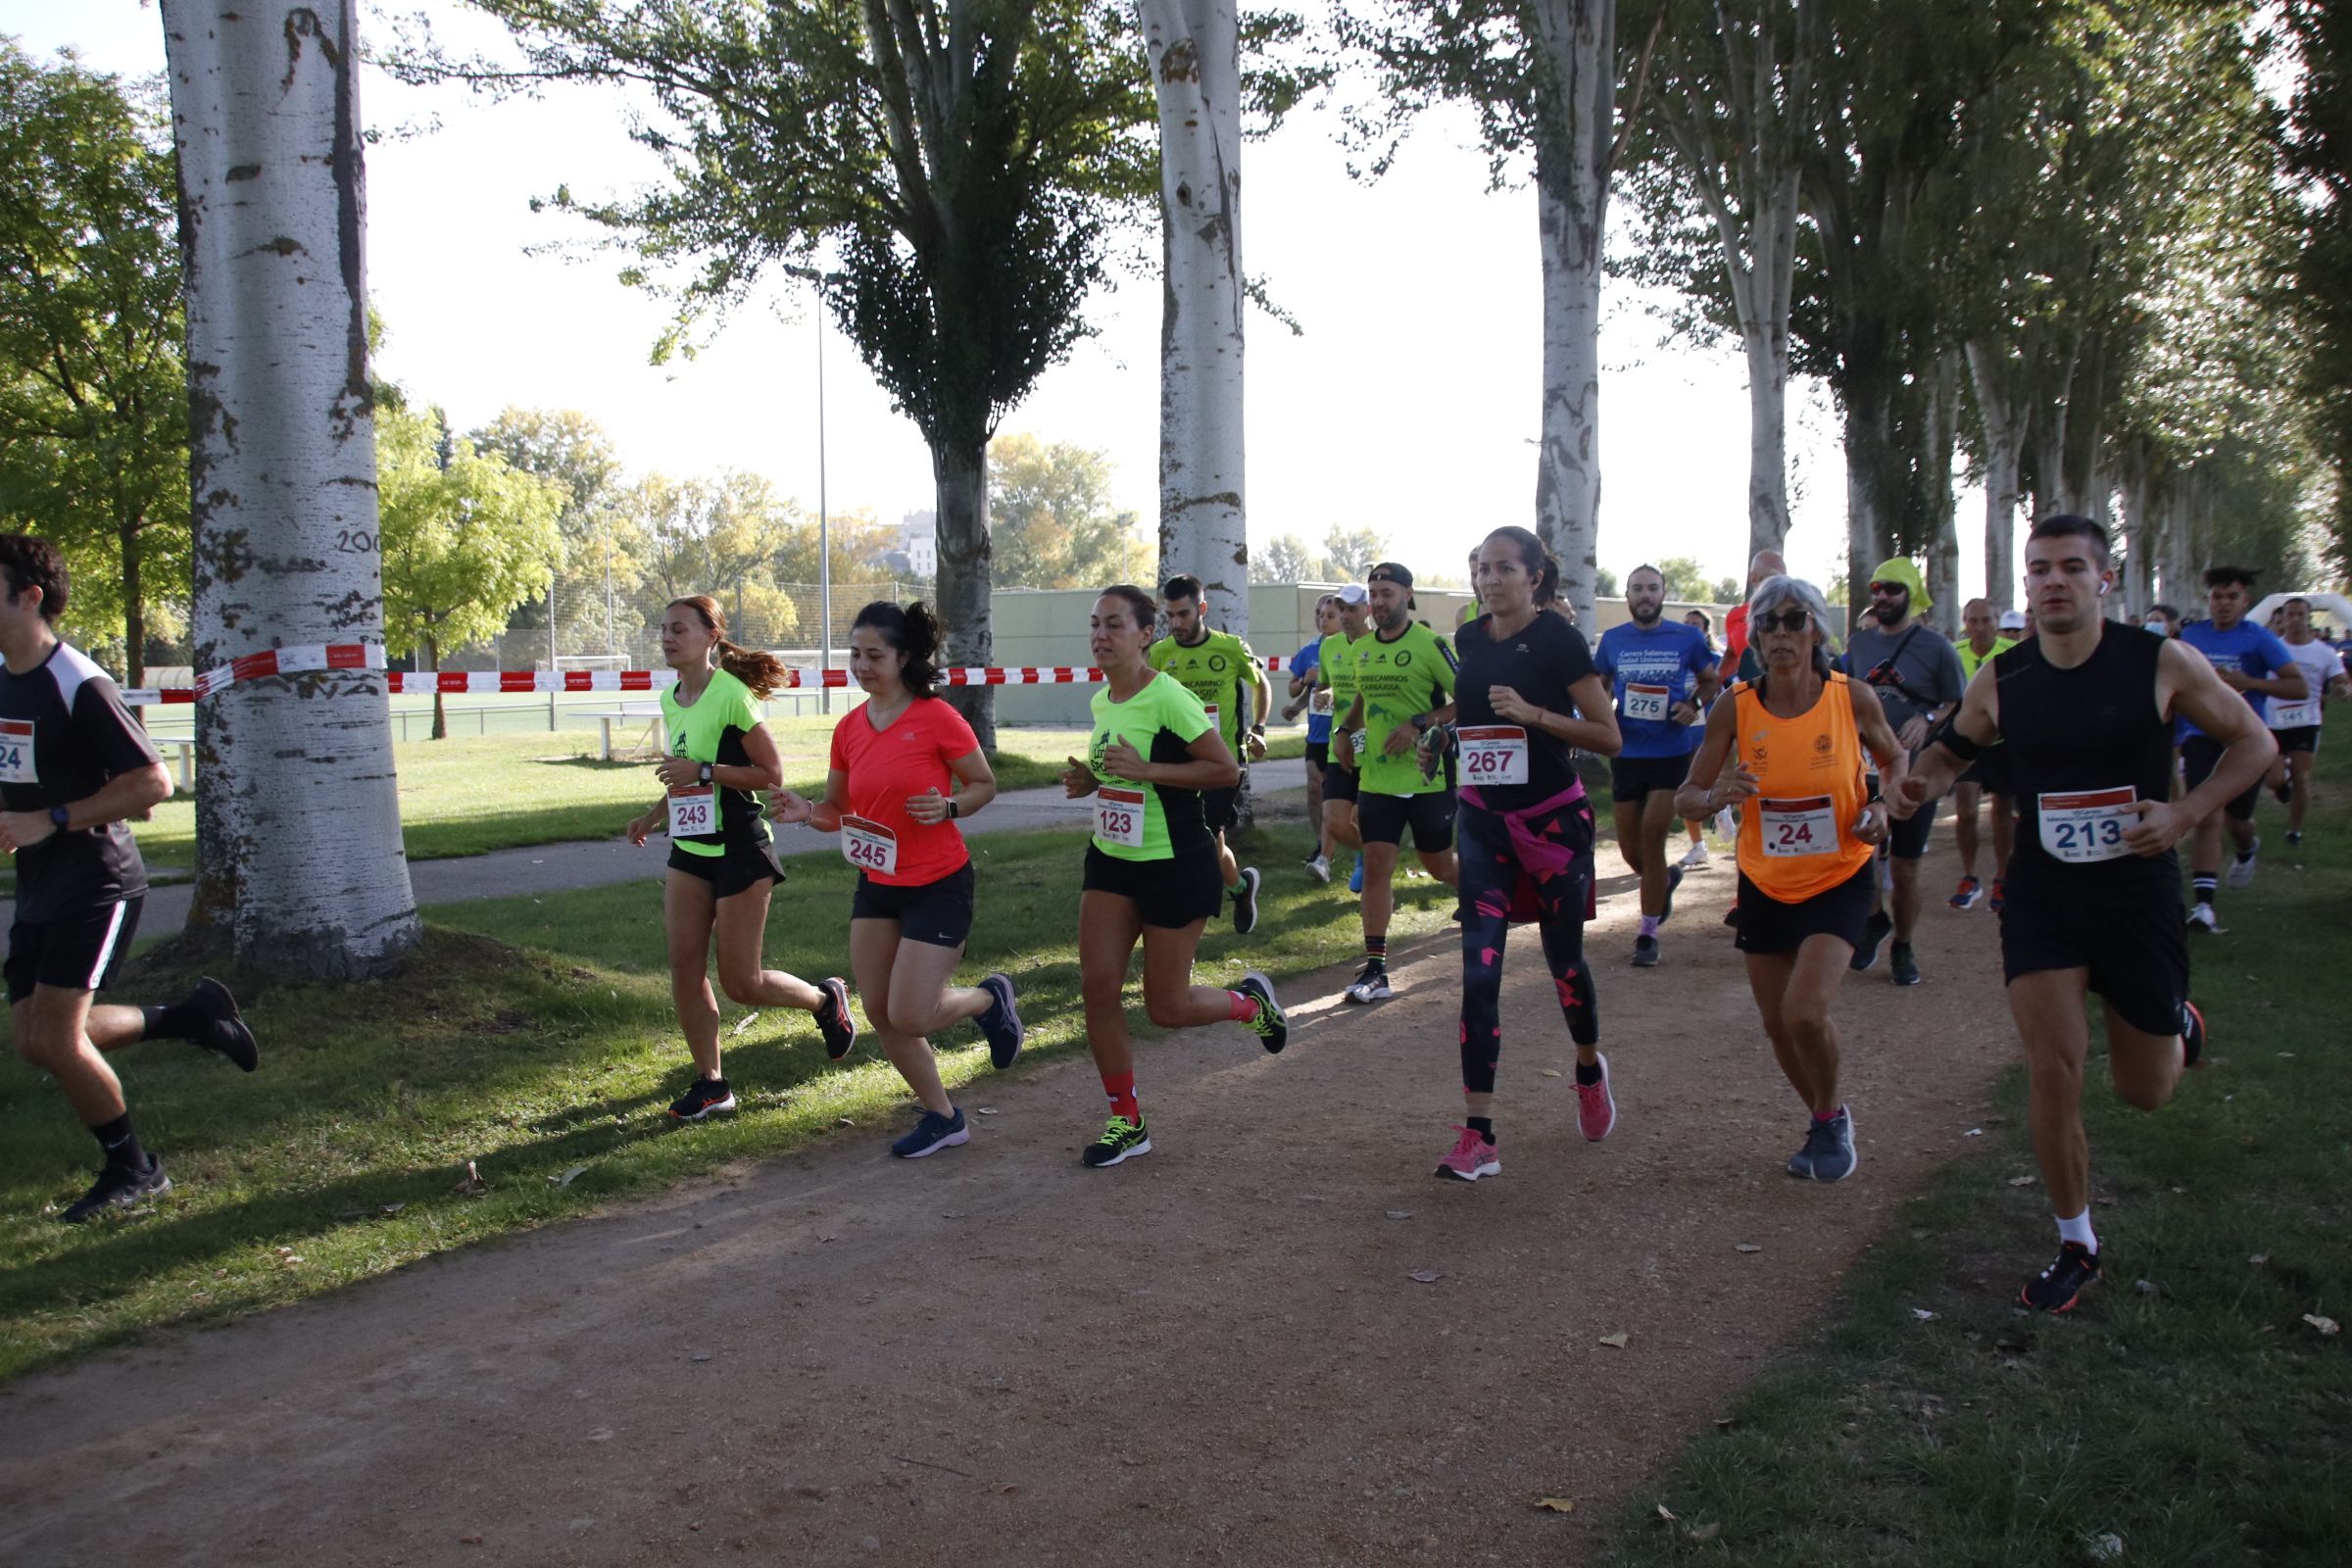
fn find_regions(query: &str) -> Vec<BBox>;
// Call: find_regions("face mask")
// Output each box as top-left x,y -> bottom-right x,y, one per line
2142,619 -> 2167,633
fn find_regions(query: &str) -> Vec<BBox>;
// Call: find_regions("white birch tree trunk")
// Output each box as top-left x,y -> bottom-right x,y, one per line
1530,0 -> 1617,631
1137,0 -> 1246,637
1966,339 -> 2028,612
164,0 -> 419,978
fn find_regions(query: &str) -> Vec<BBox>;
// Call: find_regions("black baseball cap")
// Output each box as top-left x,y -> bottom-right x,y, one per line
1366,562 -> 1414,589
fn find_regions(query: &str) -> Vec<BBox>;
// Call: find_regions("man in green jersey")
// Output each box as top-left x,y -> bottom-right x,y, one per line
1149,574 -> 1271,933
1335,562 -> 1459,1003
1948,597 -> 2019,910
1316,584 -> 1373,884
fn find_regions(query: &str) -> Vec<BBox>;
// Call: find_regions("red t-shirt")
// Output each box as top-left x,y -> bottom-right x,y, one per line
827,697 -> 980,886
1724,602 -> 1750,665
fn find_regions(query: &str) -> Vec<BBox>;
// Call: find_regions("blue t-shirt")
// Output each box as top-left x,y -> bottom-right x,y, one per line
1594,620 -> 1719,760
2178,618 -> 2296,737
1292,639 -> 1329,742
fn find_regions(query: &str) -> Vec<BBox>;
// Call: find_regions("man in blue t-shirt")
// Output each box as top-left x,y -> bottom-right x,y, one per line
2177,565 -> 2305,930
1594,564 -> 1720,967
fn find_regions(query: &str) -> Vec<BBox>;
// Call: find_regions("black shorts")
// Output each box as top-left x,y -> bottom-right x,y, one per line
1609,753 -> 1690,806
6,896 -> 143,1004
1323,760 -> 1359,805
1886,792 -> 1938,859
1734,863 -> 1874,956
2181,735 -> 2259,822
1082,844 -> 1224,928
851,862 -> 976,949
1999,880 -> 2189,1038
1357,789 -> 1455,851
1305,739 -> 1330,770
667,839 -> 787,900
1201,785 -> 1240,835
2273,725 -> 2319,757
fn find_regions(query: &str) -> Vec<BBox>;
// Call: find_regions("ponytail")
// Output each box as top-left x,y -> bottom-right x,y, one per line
851,599 -> 944,696
669,595 -> 789,699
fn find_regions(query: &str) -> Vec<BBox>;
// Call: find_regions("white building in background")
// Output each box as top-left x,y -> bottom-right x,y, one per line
895,511 -> 938,577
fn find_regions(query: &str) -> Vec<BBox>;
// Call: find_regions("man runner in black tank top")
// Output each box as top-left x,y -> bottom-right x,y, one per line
1895,515 -> 2275,1313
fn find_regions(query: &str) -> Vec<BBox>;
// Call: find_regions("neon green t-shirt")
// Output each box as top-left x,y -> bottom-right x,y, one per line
1958,636 -> 2016,682
1086,671 -> 1214,861
660,667 -> 772,857
1147,629 -> 1262,755
1352,621 -> 1458,796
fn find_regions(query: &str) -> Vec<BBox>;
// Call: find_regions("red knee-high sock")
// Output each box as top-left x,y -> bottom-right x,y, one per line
1102,1070 -> 1140,1123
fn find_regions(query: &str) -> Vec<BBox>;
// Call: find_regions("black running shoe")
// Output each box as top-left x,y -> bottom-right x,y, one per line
1889,941 -> 1921,987
188,977 -> 259,1071
1081,1114 -> 1151,1168
1849,911 -> 1893,972
2020,1241 -> 2101,1313
2181,999 -> 2206,1069
60,1157 -> 170,1223
1231,866 -> 1261,935
977,972 -> 1024,1070
814,976 -> 858,1060
2286,829 -> 2303,849
1238,970 -> 1287,1054
667,1077 -> 736,1121
1660,863 -> 1684,924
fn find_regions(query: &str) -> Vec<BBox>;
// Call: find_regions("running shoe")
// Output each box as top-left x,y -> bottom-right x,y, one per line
976,973 -> 1024,1070
1348,855 -> 1365,894
1575,1054 -> 1616,1141
1305,854 -> 1332,884
1631,934 -> 1659,968
2181,999 -> 2207,1069
1988,878 -> 2006,913
1948,876 -> 1983,910
2273,780 -> 2292,806
1889,942 -> 1921,987
1432,1125 -> 1501,1182
1786,1125 -> 1817,1180
1238,970 -> 1288,1054
2019,1241 -> 2101,1313
1808,1108 -> 1858,1182
814,976 -> 858,1060
60,1157 -> 170,1223
667,1077 -> 736,1121
2184,902 -> 2219,935
1849,910 -> 1894,972
2226,841 -> 2260,889
891,1106 -> 969,1159
2286,830 -> 2303,850
1660,863 -> 1685,923
1343,961 -> 1393,1004
1678,840 -> 1711,869
1231,865 -> 1262,934
188,976 -> 259,1071
1081,1114 -> 1151,1168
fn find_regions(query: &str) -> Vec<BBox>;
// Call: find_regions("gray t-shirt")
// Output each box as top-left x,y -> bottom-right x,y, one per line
1842,620 -> 1968,739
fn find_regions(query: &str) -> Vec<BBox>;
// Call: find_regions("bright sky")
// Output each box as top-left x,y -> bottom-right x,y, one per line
5,0 -> 2004,602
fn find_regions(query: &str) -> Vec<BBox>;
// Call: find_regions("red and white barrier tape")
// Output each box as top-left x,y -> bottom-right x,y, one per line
122,643 -> 1294,707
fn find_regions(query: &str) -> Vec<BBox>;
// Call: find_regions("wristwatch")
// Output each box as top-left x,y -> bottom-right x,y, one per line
48,805 -> 71,830
697,762 -> 713,785
1410,712 -> 1432,733
1250,723 -> 1266,736
945,799 -> 959,820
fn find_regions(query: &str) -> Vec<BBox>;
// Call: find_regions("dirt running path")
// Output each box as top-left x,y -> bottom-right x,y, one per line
0,832 -> 2018,1567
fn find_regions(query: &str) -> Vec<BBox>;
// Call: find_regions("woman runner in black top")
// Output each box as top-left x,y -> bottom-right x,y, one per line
1899,514 -> 2275,1314
1436,527 -> 1621,1181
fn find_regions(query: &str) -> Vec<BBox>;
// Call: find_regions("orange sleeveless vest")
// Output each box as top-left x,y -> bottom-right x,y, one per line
1732,671 -> 1875,903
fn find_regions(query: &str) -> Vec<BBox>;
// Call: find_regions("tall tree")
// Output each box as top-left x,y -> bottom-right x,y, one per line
987,432 -> 1142,587
161,0 -> 420,974
395,1 -> 1160,748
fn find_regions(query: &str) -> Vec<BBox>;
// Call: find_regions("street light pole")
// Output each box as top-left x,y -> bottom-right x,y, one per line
815,290 -> 831,716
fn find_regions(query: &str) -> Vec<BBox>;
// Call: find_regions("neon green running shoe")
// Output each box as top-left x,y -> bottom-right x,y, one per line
1081,1114 -> 1152,1169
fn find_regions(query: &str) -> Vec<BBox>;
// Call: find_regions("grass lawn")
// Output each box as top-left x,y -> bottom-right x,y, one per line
1598,765 -> 2352,1567
0,806 -> 1426,1382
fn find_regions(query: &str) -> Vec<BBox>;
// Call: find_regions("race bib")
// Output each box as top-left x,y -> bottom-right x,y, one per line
666,785 -> 716,839
840,813 -> 899,876
1622,682 -> 1671,722
2037,785 -> 2134,864
1095,785 -> 1148,849
0,719 -> 32,785
1759,796 -> 1838,858
2269,699 -> 2320,730
1456,724 -> 1529,786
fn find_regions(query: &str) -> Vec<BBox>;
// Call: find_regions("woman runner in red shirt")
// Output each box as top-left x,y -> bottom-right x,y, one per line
768,603 -> 1023,1158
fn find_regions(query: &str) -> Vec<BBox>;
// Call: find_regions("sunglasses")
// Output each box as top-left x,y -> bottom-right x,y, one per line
1756,610 -> 1812,633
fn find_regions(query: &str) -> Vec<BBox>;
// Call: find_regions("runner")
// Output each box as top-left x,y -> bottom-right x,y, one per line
1840,557 -> 1968,984
0,535 -> 260,1223
1148,574 -> 1270,934
764,602 -> 1023,1159
1947,598 -> 2018,911
1283,594 -> 1341,882
1059,585 -> 1288,1168
1440,526 -> 1623,1180
2142,605 -> 2180,638
1593,564 -> 1720,967
1455,547 -> 1483,630
1898,514 -> 2271,1312
2176,567 -> 2306,929
625,596 -> 855,1121
1316,585 -> 1372,896
1675,573 -> 1906,1183
1677,610 -> 1719,868
2264,597 -> 2348,848
1334,563 -> 1460,1004
1722,548 -> 1786,685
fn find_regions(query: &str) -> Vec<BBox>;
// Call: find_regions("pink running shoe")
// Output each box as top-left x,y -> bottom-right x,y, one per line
1434,1125 -> 1501,1182
1575,1054 -> 1617,1142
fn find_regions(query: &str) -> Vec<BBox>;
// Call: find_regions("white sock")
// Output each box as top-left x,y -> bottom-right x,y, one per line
2055,1209 -> 2097,1252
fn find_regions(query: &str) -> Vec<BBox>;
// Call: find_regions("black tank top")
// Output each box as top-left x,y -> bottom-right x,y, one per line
1996,624 -> 2176,895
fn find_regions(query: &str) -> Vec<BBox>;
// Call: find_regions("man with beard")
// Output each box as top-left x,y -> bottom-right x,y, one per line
2176,567 -> 2305,925
1594,564 -> 1721,967
1840,558 -> 1968,985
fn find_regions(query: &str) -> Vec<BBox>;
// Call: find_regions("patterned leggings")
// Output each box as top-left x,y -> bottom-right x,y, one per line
1456,789 -> 1599,1095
